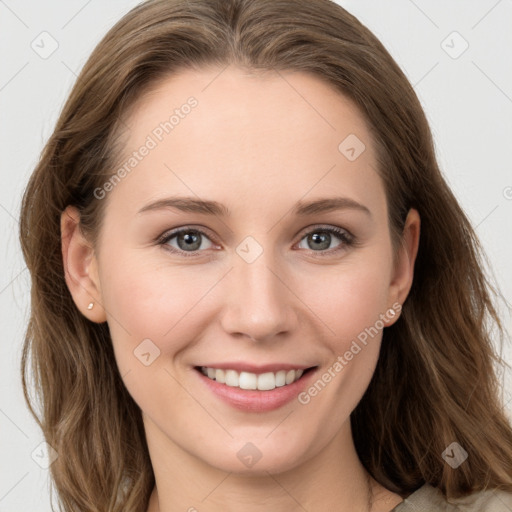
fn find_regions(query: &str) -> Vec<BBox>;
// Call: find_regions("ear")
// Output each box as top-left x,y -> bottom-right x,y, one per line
385,208 -> 420,326
60,205 -> 106,323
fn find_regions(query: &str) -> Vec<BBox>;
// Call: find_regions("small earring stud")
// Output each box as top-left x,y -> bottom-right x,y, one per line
87,302 -> 94,310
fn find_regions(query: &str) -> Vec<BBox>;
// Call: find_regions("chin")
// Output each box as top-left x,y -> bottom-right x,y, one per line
197,434 -> 312,476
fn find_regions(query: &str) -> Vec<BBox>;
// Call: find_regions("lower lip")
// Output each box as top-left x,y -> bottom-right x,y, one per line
195,368 -> 318,412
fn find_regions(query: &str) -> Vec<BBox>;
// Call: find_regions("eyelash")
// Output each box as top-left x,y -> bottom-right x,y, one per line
156,225 -> 356,259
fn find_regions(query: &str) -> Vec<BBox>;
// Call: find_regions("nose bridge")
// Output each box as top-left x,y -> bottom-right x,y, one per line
220,243 -> 296,341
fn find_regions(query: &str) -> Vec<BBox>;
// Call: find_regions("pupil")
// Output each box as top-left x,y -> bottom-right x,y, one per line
310,232 -> 330,250
180,232 -> 200,250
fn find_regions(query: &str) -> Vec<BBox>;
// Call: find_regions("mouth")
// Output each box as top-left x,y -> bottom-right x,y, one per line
193,365 -> 318,412
195,366 -> 315,391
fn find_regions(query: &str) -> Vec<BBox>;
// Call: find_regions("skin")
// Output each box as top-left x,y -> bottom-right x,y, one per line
61,65 -> 420,512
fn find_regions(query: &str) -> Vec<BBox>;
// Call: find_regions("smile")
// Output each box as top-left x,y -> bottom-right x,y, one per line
194,363 -> 318,412
198,366 -> 306,391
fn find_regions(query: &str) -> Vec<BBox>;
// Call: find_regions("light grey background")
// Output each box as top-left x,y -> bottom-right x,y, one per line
1,1 -> 511,510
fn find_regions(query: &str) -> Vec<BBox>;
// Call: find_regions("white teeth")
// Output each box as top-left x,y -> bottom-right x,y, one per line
257,372 -> 276,391
239,371 -> 257,390
275,370 -> 286,387
225,369 -> 239,387
200,367 -> 307,390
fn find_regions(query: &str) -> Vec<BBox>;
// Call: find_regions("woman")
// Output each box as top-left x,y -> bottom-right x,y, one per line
19,0 -> 512,510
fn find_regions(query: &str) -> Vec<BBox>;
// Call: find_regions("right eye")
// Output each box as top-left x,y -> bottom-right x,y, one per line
158,227 -> 216,257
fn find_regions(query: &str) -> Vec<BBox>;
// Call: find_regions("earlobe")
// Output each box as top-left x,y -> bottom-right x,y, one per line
386,208 -> 421,326
60,205 -> 107,323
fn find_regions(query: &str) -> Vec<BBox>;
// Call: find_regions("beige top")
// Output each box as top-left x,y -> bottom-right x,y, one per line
391,483 -> 512,511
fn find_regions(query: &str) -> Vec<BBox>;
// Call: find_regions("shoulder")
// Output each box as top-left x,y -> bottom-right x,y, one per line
392,483 -> 512,511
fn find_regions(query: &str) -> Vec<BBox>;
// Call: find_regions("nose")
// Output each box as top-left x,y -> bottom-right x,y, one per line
219,249 -> 298,343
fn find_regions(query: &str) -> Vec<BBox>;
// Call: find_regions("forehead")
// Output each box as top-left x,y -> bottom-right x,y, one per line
123,65 -> 373,148
105,65 -> 384,221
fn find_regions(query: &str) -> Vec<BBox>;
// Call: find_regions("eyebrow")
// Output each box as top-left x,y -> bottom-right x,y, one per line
137,196 -> 371,217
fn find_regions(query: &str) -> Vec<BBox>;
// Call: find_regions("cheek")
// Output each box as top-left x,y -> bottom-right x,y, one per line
98,249 -> 219,365
303,256 -> 392,348
292,262 -> 391,428
98,253 -> 207,415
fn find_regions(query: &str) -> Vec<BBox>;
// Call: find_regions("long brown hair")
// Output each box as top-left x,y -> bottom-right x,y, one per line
19,0 -> 512,510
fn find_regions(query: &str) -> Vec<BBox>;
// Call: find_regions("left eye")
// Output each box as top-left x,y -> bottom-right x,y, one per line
296,227 -> 352,252
158,226 -> 353,257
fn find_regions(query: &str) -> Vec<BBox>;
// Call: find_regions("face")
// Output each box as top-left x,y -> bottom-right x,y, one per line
65,65 -> 418,476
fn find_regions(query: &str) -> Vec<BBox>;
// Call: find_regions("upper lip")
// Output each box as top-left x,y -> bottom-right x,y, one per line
195,363 -> 316,374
